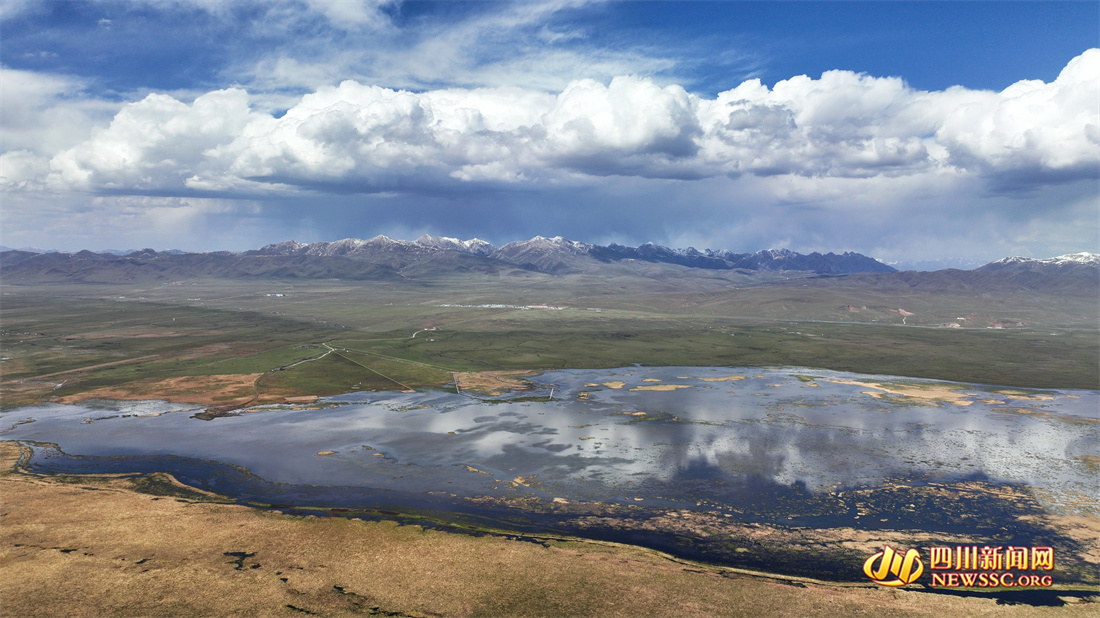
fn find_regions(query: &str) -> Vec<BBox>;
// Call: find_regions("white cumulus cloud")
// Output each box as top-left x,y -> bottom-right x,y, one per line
47,88 -> 259,191
936,49 -> 1100,181
6,50 -> 1097,200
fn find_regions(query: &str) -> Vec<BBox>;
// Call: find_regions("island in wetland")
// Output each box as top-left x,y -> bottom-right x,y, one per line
2,239 -> 1098,616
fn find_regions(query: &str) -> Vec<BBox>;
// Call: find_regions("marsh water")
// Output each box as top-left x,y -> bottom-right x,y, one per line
4,367 -> 1097,520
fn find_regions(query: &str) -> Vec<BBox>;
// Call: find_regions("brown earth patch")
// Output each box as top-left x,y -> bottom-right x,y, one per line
1,345 -> 258,403
453,370 -> 538,396
52,374 -> 264,406
990,407 -> 1100,425
1076,455 -> 1100,471
285,395 -> 319,404
823,378 -> 978,406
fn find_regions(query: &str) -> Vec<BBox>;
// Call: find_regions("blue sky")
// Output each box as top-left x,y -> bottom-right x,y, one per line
2,1 -> 1097,266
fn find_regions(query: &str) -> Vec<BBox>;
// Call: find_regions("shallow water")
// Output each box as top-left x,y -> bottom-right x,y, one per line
3,367 -> 1098,517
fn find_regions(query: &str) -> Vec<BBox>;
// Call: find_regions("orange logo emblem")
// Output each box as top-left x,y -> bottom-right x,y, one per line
864,545 -> 924,586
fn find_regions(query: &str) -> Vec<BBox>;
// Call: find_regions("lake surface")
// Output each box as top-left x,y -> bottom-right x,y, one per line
4,366 -> 1097,523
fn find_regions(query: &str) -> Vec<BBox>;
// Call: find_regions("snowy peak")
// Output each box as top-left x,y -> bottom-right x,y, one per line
978,252 -> 1100,275
755,248 -> 796,259
415,234 -> 465,251
1041,252 -> 1099,266
461,238 -> 495,256
414,234 -> 496,256
255,240 -> 307,255
305,238 -> 367,256
987,256 -> 1038,266
512,235 -> 593,251
249,235 -> 496,258
491,236 -> 596,273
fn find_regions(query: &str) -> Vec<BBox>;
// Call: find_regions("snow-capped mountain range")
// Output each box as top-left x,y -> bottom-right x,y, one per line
2,236 -> 1096,284
976,252 -> 1099,275
245,234 -> 897,275
251,235 -> 495,258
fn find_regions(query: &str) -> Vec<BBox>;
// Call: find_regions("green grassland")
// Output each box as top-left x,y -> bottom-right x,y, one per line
332,322 -> 1097,388
2,269 -> 1096,409
0,293 -> 340,406
261,352 -> 454,394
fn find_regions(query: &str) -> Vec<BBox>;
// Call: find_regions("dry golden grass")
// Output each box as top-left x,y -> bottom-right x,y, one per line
453,370 -> 537,396
2,442 -> 1096,617
52,373 -> 265,406
823,378 -> 978,406
629,384 -> 694,391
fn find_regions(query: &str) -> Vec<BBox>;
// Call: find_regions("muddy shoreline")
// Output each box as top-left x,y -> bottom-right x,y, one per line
14,440 -> 1099,592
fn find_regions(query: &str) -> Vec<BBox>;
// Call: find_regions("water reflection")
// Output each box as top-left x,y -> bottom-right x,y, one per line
3,367 -> 1097,513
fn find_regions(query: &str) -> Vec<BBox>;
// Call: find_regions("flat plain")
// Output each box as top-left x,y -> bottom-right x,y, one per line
3,266 -> 1097,408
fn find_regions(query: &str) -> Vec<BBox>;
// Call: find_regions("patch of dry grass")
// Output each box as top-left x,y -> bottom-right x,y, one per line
823,378 -> 979,406
3,442 -> 1098,617
629,384 -> 694,391
52,373 -> 264,406
453,370 -> 537,396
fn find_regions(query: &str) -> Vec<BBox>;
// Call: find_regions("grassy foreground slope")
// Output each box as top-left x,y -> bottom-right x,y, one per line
3,443 -> 1095,618
1,267 -> 1097,410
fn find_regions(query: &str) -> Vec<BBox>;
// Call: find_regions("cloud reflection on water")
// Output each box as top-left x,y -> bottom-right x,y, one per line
3,367 -> 1096,509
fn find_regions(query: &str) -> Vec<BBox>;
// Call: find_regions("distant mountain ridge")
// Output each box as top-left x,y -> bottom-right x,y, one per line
244,234 -> 897,275
886,257 -> 988,272
976,252 -> 1099,275
3,236 -> 1096,286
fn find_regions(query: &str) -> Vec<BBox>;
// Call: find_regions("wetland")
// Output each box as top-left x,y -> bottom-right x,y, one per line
5,366 -> 1098,586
